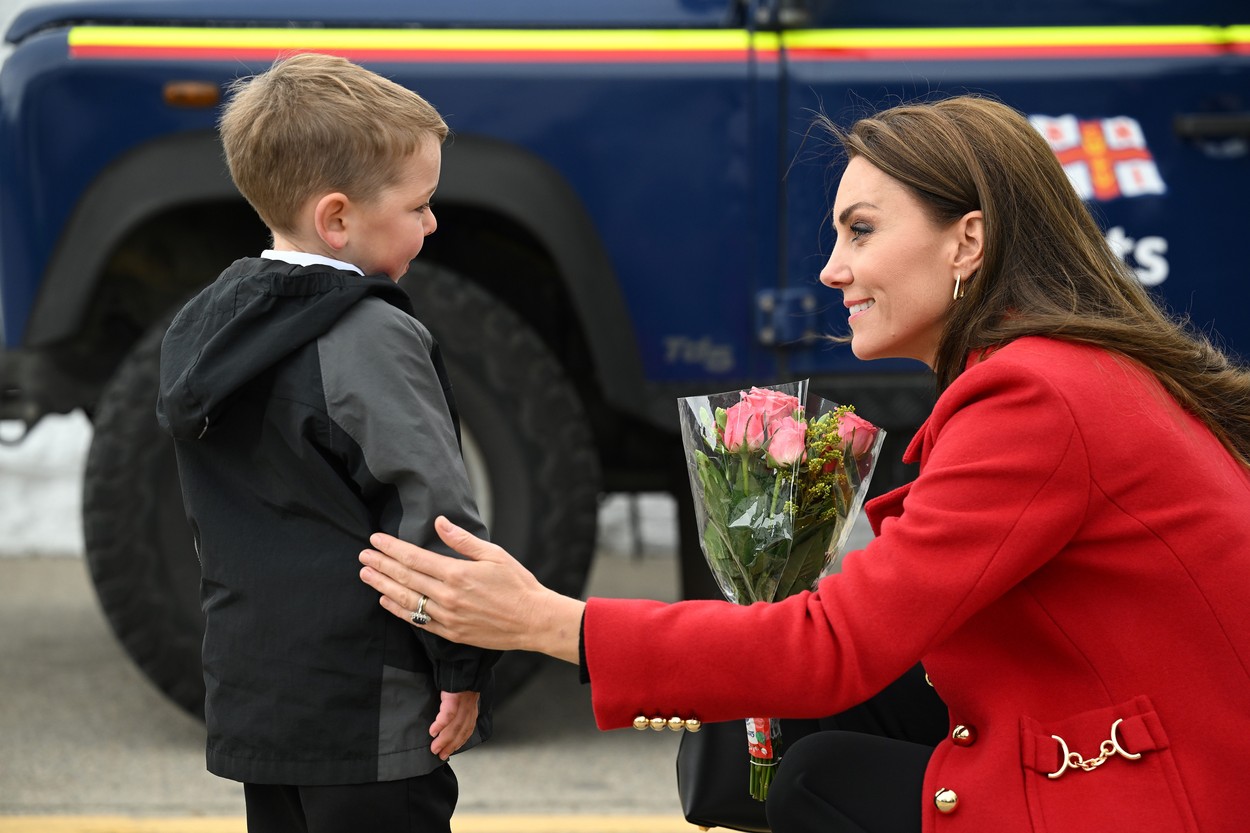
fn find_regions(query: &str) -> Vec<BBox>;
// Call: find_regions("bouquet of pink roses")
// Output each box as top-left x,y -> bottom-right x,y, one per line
678,380 -> 886,800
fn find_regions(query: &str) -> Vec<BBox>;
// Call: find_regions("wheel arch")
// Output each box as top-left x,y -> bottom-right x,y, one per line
25,132 -> 244,348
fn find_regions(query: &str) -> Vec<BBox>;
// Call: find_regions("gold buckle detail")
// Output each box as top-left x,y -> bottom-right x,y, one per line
1047,718 -> 1142,779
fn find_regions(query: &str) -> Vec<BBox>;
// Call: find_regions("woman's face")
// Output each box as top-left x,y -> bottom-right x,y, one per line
820,156 -> 968,368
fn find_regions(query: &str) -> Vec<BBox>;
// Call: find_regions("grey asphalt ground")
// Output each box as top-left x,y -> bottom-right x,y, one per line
0,545 -> 687,818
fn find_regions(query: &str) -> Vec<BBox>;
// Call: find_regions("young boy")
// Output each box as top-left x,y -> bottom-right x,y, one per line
156,53 -> 498,833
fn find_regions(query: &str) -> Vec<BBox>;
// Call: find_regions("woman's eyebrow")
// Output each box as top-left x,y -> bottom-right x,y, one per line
837,201 -> 878,226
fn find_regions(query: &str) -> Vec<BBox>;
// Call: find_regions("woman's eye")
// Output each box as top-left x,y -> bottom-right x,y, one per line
850,222 -> 872,240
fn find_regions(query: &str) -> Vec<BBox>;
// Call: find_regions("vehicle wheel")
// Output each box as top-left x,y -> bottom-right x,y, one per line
83,314 -> 206,717
82,265 -> 601,718
400,262 -> 601,695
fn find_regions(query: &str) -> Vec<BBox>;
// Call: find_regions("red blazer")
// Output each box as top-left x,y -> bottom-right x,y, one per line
585,337 -> 1250,833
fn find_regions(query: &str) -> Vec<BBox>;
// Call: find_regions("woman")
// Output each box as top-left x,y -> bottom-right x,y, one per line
358,96 -> 1250,833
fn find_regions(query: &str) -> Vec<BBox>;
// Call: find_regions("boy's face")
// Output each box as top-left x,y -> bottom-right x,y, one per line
342,140 -> 441,282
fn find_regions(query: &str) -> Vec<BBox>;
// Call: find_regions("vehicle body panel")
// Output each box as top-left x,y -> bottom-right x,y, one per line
2,0 -> 1246,416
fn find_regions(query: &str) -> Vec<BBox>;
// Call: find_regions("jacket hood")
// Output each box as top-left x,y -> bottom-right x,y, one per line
156,257 -> 412,440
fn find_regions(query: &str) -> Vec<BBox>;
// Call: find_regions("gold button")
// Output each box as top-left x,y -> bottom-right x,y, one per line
934,788 -> 959,814
650,717 -> 667,731
633,716 -> 648,731
668,717 -> 685,732
685,718 -> 703,732
951,724 -> 977,747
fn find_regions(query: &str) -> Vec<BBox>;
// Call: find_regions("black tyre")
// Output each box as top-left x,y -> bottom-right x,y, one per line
83,314 -> 206,717
82,265 -> 600,717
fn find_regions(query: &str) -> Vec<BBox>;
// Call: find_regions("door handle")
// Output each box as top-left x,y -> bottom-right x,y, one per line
1173,113 -> 1250,139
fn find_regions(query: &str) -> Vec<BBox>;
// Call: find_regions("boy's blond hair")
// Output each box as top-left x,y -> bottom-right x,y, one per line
220,52 -> 448,235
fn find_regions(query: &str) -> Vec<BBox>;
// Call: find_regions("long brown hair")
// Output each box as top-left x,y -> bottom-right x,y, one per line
821,95 -> 1250,468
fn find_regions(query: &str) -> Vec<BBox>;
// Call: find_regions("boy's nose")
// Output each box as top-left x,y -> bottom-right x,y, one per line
424,209 -> 438,236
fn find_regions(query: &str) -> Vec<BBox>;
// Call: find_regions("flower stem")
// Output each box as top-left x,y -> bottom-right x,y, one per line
749,758 -> 777,801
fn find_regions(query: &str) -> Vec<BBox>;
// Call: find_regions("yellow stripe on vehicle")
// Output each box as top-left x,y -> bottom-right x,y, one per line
67,26 -> 771,62
66,24 -> 1242,63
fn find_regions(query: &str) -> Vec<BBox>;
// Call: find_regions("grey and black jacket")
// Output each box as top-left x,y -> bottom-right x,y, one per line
156,257 -> 498,785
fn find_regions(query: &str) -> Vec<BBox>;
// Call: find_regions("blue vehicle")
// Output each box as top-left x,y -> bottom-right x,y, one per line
2,0 -> 1247,712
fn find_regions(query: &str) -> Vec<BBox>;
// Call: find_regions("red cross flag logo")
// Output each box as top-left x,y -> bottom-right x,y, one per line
1029,114 -> 1167,202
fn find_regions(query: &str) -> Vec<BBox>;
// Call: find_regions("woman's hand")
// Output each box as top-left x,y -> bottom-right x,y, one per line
429,690 -> 479,761
359,516 -> 585,664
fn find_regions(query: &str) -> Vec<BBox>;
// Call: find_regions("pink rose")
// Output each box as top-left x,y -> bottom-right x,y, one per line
741,388 -> 801,427
723,400 -> 767,452
836,411 -> 879,458
766,416 -> 807,467
722,388 -> 803,453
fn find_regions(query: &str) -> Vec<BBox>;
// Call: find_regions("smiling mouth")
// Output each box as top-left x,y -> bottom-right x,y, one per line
848,300 -> 875,317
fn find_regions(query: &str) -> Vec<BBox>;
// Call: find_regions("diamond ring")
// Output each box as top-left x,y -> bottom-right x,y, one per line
410,594 -> 430,626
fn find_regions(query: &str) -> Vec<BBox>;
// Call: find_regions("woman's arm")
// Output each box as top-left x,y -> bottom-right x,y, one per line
359,517 -> 586,664
361,347 -> 1092,730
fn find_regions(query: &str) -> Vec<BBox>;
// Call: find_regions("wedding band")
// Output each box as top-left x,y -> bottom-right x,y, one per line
410,595 -> 430,626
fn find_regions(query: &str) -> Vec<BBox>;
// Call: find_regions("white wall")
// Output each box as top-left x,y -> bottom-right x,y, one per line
0,414 -> 92,556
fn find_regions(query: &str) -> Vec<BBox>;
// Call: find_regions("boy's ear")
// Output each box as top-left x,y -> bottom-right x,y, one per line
313,193 -> 352,252
952,209 -> 984,277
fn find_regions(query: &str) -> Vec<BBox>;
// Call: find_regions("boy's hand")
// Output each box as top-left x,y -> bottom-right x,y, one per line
429,690 -> 480,760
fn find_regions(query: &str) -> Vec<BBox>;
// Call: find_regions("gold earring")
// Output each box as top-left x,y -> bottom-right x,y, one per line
953,273 -> 963,301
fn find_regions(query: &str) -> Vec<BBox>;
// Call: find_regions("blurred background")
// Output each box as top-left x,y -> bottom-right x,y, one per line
0,0 -> 84,553
0,411 -> 91,558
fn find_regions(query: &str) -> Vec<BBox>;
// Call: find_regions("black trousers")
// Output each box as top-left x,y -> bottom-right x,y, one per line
766,665 -> 949,833
243,765 -> 458,833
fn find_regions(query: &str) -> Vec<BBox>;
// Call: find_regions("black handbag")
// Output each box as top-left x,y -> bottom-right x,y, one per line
676,718 -> 821,832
